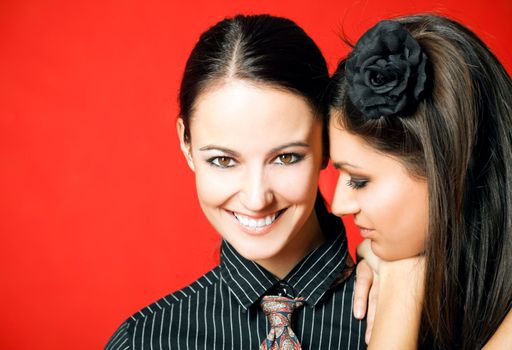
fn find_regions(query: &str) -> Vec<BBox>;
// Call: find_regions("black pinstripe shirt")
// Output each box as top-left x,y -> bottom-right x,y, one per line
105,209 -> 366,350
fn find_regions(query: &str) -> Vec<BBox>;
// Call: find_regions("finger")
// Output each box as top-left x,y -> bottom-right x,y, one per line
365,272 -> 380,344
356,239 -> 380,272
356,239 -> 371,261
365,314 -> 373,345
353,261 -> 373,319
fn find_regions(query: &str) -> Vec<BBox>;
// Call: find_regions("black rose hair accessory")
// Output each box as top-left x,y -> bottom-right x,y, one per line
345,20 -> 428,119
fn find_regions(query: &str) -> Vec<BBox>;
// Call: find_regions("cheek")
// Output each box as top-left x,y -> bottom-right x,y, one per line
194,167 -> 238,206
368,177 -> 428,258
399,181 -> 429,248
362,180 -> 398,230
272,163 -> 320,204
391,178 -> 428,233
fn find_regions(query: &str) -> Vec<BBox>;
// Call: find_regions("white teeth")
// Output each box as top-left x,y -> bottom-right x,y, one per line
233,212 -> 279,229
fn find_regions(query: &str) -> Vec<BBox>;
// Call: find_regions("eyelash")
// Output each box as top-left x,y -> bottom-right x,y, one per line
206,153 -> 304,169
273,153 -> 304,165
207,156 -> 237,168
346,177 -> 368,190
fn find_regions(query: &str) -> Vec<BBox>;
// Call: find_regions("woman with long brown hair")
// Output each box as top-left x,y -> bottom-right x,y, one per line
329,14 -> 512,349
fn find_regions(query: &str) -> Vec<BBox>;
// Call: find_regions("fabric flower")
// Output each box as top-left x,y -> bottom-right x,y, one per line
346,20 -> 428,119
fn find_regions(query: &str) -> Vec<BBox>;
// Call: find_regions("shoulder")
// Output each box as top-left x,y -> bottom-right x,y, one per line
104,266 -> 221,350
129,266 -> 220,321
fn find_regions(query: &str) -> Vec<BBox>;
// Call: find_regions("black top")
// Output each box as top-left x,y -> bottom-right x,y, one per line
105,202 -> 366,350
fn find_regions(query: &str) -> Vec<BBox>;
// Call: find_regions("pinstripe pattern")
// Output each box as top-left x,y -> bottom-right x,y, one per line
105,214 -> 366,350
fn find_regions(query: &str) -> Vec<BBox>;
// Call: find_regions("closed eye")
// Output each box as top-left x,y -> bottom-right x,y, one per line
346,177 -> 368,189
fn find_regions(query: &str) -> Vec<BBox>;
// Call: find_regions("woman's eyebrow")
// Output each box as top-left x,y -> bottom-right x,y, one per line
270,141 -> 310,153
332,161 -> 361,170
198,145 -> 239,157
199,141 -> 309,157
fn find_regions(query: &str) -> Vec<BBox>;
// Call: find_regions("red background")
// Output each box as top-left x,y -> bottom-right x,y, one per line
1,1 -> 510,349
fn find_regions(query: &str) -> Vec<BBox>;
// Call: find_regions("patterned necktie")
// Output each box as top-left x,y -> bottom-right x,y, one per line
259,295 -> 305,350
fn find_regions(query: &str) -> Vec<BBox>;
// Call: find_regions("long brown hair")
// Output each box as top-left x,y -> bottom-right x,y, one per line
330,14 -> 512,348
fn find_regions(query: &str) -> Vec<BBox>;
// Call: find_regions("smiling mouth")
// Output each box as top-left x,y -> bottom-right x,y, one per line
232,209 -> 286,230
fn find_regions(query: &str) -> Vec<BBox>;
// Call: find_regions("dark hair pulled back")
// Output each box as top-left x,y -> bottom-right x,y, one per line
179,14 -> 329,144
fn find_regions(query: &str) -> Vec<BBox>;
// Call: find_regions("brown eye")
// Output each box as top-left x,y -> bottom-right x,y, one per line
209,156 -> 236,168
274,153 -> 302,165
279,154 -> 293,164
218,157 -> 231,167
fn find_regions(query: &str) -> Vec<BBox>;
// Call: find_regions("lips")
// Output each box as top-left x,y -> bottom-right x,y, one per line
358,228 -> 374,238
232,209 -> 285,230
355,223 -> 374,238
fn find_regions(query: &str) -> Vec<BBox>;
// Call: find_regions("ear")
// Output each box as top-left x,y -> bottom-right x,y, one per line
176,118 -> 195,172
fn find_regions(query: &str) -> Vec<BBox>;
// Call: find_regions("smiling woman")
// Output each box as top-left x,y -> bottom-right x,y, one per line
178,80 -> 325,278
105,14 -> 365,350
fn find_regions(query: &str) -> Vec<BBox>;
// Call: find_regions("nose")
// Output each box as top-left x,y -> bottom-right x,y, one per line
240,167 -> 273,211
331,175 -> 360,217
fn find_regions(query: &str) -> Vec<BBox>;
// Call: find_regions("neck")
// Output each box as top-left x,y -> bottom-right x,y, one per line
255,210 -> 325,279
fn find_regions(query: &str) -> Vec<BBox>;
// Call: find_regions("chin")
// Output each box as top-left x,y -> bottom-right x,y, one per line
372,242 -> 419,261
371,242 -> 399,261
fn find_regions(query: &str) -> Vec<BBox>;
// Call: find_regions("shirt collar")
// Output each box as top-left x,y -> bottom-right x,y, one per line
219,195 -> 349,310
220,241 -> 279,310
282,221 -> 349,308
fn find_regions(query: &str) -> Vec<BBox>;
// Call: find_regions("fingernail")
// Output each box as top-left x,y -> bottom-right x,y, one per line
354,303 -> 363,319
365,331 -> 371,344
